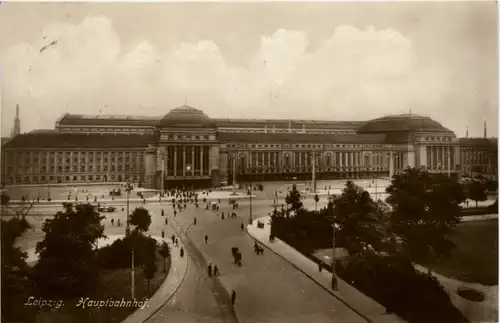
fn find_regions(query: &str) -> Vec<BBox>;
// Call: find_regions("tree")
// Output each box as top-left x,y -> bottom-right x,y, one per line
2,192 -> 35,220
1,192 -> 10,205
130,207 -> 152,233
386,168 -> 465,265
158,242 -> 170,273
1,218 -> 36,322
285,184 -> 303,215
331,181 -> 386,255
314,193 -> 319,211
33,203 -> 105,298
143,260 -> 157,294
468,180 -> 487,208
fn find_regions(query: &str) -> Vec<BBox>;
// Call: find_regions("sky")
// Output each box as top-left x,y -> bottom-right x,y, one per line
0,1 -> 497,138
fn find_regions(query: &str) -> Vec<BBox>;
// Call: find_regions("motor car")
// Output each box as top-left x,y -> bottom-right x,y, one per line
98,206 -> 116,212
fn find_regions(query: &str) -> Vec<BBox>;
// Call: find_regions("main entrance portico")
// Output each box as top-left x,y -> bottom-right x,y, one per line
144,105 -> 226,189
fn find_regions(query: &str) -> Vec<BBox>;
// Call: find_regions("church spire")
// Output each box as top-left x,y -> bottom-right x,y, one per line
12,104 -> 21,136
484,120 -> 487,138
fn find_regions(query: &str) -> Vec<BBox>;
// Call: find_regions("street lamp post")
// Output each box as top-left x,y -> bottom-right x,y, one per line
231,155 -> 237,196
124,169 -> 135,299
445,150 -> 451,178
331,221 -> 339,290
160,156 -> 165,197
311,151 -> 317,194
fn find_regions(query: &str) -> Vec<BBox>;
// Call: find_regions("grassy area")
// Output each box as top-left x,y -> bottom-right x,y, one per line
35,254 -> 171,323
422,219 -> 498,285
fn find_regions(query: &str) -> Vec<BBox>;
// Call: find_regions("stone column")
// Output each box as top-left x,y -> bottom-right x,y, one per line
389,151 -> 395,178
429,146 -> 433,170
407,145 -> 415,168
144,145 -> 157,189
191,147 -> 195,176
418,146 -> 427,168
174,146 -> 177,177
200,146 -> 204,176
210,146 -> 220,186
182,147 -> 186,177
454,145 -> 460,173
219,149 -> 228,184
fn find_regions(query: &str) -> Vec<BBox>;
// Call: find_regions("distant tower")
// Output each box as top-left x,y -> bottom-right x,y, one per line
12,104 -> 21,137
484,120 -> 487,138
466,126 -> 469,138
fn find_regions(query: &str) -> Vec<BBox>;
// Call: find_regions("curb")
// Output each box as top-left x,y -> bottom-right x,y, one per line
246,221 -> 376,323
140,227 -> 190,323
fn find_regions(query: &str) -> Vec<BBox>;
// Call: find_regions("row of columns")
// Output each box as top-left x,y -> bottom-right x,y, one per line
427,146 -> 453,170
230,150 -> 396,179
239,151 -> 401,169
158,145 -> 208,177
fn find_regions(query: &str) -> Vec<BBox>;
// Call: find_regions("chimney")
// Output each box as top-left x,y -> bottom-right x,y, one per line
466,126 -> 469,138
302,122 -> 306,133
264,124 -> 268,133
272,125 -> 276,134
288,121 -> 292,133
484,120 -> 487,138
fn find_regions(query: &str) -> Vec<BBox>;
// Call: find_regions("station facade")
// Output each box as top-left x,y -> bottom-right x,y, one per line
1,105 -> 497,188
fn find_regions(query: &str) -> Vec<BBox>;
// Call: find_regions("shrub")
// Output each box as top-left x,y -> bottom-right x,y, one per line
337,254 -> 468,323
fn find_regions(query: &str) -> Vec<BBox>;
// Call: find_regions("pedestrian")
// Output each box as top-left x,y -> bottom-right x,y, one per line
174,210 -> 177,217
175,238 -> 179,247
111,218 -> 114,226
172,234 -> 175,244
194,217 -> 197,225
161,229 -> 165,238
205,234 -> 208,244
117,219 -> 121,227
208,263 -> 213,277
161,209 -> 164,216
214,265 -> 219,276
318,262 -> 322,272
231,290 -> 236,305
165,217 -> 168,225
222,213 -> 225,220
180,247 -> 184,258
240,223 -> 244,232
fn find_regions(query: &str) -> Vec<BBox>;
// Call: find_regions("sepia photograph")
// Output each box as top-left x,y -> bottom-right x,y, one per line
0,1 -> 498,323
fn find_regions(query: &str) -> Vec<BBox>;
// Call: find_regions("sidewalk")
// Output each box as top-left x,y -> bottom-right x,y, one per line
246,216 -> 406,323
413,264 -> 498,323
22,234 -> 188,323
123,231 -> 189,323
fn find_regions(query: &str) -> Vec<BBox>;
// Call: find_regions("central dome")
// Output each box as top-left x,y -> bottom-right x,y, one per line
357,114 -> 451,134
159,105 -> 215,128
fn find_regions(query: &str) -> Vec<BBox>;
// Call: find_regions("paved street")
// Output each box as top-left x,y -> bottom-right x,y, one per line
12,179 -> 495,322
144,199 -> 366,323
13,188 -> 365,323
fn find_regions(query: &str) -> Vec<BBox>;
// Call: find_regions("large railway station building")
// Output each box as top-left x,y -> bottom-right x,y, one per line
1,105 -> 497,188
